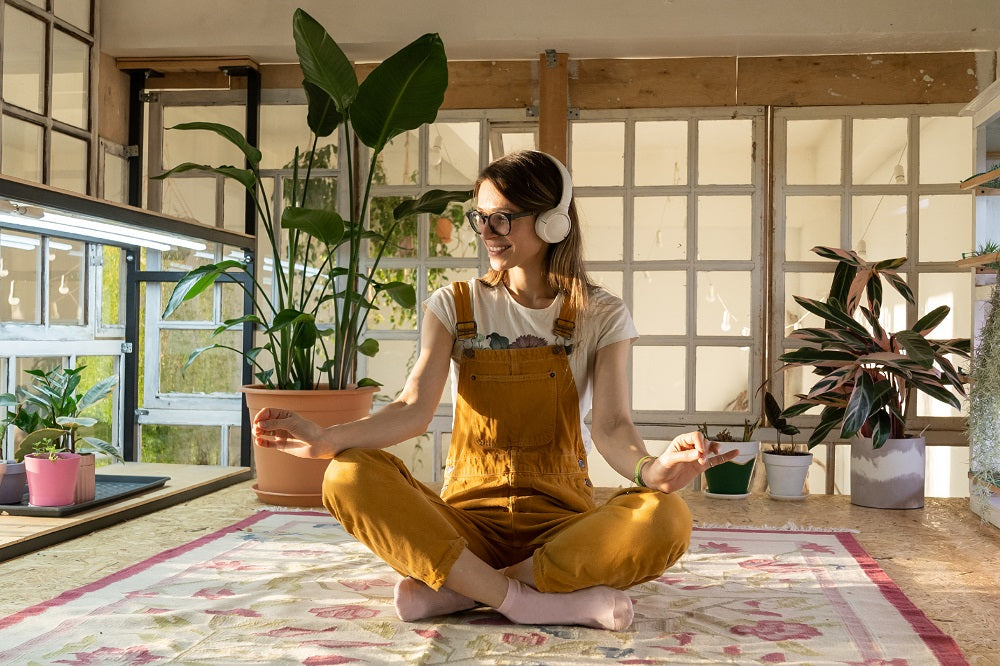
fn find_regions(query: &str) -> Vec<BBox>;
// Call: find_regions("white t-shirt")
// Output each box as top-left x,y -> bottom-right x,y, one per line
424,279 -> 639,452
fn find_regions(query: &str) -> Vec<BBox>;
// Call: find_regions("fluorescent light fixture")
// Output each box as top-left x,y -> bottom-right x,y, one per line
0,198 -> 209,252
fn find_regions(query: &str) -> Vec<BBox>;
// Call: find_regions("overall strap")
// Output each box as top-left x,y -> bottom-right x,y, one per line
553,296 -> 576,341
452,281 -> 478,340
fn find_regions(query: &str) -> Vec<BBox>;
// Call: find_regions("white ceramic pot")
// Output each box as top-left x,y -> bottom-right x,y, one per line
850,436 -> 925,509
762,450 -> 813,499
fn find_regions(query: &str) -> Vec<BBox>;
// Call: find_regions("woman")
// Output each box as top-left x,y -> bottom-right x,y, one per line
253,150 -> 737,631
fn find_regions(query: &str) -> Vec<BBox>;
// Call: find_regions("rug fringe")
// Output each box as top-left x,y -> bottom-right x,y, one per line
695,521 -> 859,533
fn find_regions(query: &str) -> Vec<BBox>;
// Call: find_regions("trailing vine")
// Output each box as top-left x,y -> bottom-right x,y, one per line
967,277 -> 1000,523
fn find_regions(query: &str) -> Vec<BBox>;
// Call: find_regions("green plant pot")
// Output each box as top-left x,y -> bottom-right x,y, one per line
703,441 -> 759,498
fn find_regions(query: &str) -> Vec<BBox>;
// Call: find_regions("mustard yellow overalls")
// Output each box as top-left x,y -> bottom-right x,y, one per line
323,282 -> 691,592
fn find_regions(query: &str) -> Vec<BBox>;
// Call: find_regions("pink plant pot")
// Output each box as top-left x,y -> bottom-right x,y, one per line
25,452 -> 82,507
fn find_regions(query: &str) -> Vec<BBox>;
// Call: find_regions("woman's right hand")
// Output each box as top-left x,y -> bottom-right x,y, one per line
252,407 -> 332,459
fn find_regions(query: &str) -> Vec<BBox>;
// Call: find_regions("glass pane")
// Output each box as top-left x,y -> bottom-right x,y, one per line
633,346 -> 685,411
589,271 -> 623,297
919,195 -> 973,262
162,106 -> 245,169
2,115 -> 43,182
221,282 -> 244,322
367,268 -> 418,331
369,195 -> 414,258
50,131 -> 88,194
103,151 -> 127,203
571,122 -> 625,186
698,196 -> 751,260
49,237 -> 84,324
52,30 -> 89,129
919,273 -> 971,340
74,356 -> 116,445
633,196 -> 686,260
0,230 -> 41,323
577,197 -> 623,261
852,118 -> 907,185
376,130 -> 419,186
101,246 -> 122,327
162,281 -> 213,321
223,178 -> 247,232
162,177 -> 216,226
783,361 -> 822,415
696,346 -> 749,411
920,116 -> 973,184
635,120 -> 687,186
159,329 -> 242,393
786,119 -> 841,185
227,425 -> 242,467
785,196 -> 840,261
784,272 -> 834,331
140,424 -> 221,464
490,130 -> 536,161
2,8 -> 45,113
633,271 -> 686,335
852,195 -> 906,259
54,0 -> 92,31
698,272 -> 751,336
428,122 -> 479,185
365,339 -> 417,400
430,202 -> 478,259
16,358 -> 63,391
698,119 -> 752,185
259,104 -> 337,170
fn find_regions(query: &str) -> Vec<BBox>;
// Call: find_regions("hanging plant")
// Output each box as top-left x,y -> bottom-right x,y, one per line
968,279 -> 1000,522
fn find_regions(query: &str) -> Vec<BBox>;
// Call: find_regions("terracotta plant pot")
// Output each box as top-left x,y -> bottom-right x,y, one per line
243,384 -> 377,507
25,452 -> 82,507
75,452 -> 96,504
703,441 -> 760,498
0,460 -> 27,504
762,450 -> 813,500
850,436 -> 925,509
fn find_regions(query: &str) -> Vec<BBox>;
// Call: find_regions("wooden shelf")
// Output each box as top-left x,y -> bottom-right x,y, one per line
960,165 -> 1000,190
956,251 -> 1000,269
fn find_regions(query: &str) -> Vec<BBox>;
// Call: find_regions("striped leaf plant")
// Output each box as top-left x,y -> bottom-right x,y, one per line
778,246 -> 970,450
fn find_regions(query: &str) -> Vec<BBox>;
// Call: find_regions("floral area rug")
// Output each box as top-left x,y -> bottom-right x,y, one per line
0,511 -> 966,665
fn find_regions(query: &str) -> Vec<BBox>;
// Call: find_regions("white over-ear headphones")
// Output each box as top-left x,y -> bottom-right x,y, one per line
534,152 -> 573,244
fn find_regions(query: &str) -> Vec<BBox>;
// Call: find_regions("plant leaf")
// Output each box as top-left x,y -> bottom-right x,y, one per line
376,281 -> 416,309
392,189 -> 472,219
302,79 -> 343,138
79,437 -> 125,464
357,377 -> 383,388
282,206 -> 346,246
357,338 -> 379,357
840,370 -> 875,438
162,122 -> 261,166
78,375 -> 117,411
153,162 -> 257,191
812,246 -> 866,267
162,260 -> 247,318
293,8 -> 358,113
894,329 -> 935,368
56,415 -> 98,428
351,33 -> 448,153
807,406 -> 846,448
911,305 -> 950,336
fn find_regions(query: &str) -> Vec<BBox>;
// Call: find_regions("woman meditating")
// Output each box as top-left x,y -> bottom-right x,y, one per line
253,150 -> 737,631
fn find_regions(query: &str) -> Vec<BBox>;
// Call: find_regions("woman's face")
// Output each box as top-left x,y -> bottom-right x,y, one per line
475,179 -> 549,274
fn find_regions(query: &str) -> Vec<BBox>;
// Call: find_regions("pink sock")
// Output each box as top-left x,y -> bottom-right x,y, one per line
496,578 -> 634,631
393,576 -> 478,621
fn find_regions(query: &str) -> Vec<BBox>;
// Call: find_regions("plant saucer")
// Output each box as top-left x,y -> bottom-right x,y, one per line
768,492 -> 807,501
703,491 -> 750,499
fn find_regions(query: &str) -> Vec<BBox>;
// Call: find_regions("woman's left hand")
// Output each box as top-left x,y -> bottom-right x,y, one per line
642,431 -> 739,493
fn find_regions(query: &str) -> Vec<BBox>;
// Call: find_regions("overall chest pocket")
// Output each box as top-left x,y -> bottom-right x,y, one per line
461,371 -> 559,448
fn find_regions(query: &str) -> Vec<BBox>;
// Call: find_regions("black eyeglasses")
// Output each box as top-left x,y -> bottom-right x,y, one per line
465,209 -> 536,237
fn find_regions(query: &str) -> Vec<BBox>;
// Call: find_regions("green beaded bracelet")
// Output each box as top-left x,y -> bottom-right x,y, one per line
633,455 -> 656,487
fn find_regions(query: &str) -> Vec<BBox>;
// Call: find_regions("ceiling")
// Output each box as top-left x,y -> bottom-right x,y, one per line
99,0 -> 1000,64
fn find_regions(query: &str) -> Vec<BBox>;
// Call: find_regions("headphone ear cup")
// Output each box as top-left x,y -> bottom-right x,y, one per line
534,209 -> 571,243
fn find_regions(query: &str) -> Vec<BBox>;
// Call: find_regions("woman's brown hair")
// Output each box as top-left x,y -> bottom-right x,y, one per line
475,150 -> 593,311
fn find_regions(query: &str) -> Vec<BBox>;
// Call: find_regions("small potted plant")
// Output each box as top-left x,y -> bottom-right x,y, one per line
0,392 -> 27,504
698,419 -> 760,498
22,441 -> 81,507
761,391 -> 812,499
154,9 -> 470,505
776,246 -> 970,509
12,366 -> 121,504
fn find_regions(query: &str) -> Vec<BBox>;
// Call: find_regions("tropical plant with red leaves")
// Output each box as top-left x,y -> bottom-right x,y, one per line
778,246 -> 969,449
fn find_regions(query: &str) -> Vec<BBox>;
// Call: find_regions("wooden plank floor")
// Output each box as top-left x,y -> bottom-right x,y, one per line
0,462 -> 251,561
0,480 -> 998,664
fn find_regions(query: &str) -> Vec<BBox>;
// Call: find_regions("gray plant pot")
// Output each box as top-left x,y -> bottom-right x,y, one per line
0,460 -> 28,504
850,436 -> 926,509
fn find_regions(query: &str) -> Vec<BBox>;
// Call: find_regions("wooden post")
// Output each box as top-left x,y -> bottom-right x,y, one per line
538,50 -> 568,161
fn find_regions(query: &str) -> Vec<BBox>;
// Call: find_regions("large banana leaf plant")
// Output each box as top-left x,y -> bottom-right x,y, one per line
156,9 -> 471,390
778,246 -> 970,449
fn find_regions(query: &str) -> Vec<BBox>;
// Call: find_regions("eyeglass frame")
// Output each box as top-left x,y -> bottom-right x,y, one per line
464,208 -> 537,237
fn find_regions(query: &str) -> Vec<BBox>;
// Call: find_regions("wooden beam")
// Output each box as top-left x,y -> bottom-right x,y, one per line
538,51 -> 568,162
572,58 -> 737,108
442,61 -> 534,110
115,56 -> 259,74
737,53 -> 980,106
